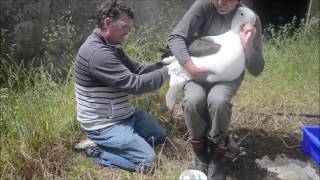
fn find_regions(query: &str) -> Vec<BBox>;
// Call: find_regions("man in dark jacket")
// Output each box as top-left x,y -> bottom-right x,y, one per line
75,0 -> 169,173
167,0 -> 264,179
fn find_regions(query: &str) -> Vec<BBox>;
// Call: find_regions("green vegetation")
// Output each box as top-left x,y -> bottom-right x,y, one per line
237,18 -> 319,114
1,14 -> 319,179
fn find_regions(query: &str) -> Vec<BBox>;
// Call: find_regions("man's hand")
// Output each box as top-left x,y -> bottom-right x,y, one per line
183,59 -> 208,81
240,23 -> 256,58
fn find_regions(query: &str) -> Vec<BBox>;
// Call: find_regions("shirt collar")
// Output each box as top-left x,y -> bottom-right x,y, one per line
93,28 -> 122,49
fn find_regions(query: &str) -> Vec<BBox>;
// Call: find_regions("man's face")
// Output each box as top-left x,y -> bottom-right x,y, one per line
212,0 -> 238,14
105,12 -> 132,45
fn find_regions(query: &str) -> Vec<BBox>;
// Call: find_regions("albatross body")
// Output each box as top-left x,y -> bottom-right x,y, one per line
164,7 -> 257,110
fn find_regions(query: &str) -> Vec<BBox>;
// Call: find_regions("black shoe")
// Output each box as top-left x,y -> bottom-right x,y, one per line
207,156 -> 225,180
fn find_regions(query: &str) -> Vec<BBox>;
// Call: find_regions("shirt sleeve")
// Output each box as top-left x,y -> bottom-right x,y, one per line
120,53 -> 164,74
167,0 -> 210,65
245,16 -> 265,76
88,49 -> 167,94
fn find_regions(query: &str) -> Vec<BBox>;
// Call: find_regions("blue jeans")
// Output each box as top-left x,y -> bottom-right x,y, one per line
85,109 -> 167,172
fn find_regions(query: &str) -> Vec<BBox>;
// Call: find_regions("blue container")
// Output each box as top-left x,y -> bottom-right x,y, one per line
301,126 -> 320,165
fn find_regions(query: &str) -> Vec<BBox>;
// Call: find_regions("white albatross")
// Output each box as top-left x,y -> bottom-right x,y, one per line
163,7 -> 257,110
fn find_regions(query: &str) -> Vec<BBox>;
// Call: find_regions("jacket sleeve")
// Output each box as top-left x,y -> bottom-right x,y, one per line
245,16 -> 265,76
167,0 -> 209,65
121,53 -> 164,74
88,49 -> 167,95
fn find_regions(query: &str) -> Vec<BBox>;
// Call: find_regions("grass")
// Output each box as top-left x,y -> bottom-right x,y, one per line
1,16 -> 319,179
0,69 -> 80,179
236,19 -> 319,114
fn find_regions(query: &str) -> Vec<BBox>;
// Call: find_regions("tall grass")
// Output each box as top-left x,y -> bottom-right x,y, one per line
236,18 -> 320,114
1,18 -> 82,179
0,68 -> 80,179
1,14 -> 319,179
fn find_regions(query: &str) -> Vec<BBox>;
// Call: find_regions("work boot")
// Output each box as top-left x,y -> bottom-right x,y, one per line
207,139 -> 226,180
207,155 -> 225,180
191,139 -> 209,175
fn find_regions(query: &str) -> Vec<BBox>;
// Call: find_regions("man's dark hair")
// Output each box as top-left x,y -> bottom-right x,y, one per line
97,0 -> 134,30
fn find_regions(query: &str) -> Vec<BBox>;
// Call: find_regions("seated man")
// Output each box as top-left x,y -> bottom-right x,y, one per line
167,0 -> 264,179
74,0 -> 169,173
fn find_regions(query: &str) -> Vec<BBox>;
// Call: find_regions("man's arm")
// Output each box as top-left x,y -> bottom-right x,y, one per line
121,52 -> 165,74
240,16 -> 265,76
167,35 -> 208,81
167,0 -> 211,80
89,50 -> 168,94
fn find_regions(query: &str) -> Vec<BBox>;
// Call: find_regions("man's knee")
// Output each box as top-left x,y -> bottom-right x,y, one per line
182,93 -> 206,111
208,95 -> 232,110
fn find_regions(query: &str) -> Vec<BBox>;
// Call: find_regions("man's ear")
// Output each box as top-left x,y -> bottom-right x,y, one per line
103,17 -> 112,28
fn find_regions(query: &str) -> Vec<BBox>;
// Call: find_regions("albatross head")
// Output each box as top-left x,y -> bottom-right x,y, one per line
231,7 -> 256,33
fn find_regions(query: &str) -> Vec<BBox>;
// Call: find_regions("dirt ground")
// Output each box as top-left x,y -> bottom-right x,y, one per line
224,127 -> 319,180
62,106 -> 319,180
162,106 -> 320,180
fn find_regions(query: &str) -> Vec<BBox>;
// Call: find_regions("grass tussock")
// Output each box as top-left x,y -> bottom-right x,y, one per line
1,14 -> 319,179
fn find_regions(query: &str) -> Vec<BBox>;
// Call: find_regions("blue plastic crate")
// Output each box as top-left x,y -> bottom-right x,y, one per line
301,126 -> 320,165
